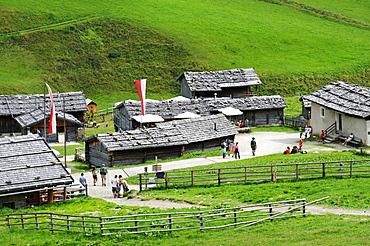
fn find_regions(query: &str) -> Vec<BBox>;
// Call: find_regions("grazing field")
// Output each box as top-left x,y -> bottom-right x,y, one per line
0,0 -> 369,105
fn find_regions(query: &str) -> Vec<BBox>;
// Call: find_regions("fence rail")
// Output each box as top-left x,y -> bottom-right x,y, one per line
0,198 -> 313,235
139,159 -> 370,191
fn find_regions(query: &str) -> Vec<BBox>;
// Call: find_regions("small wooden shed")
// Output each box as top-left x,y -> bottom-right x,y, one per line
178,68 -> 262,99
85,114 -> 238,167
86,98 -> 98,114
0,134 -> 74,209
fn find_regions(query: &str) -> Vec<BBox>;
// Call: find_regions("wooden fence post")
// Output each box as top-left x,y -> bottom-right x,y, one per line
83,216 -> 86,232
139,174 -> 142,192
191,171 -> 194,186
322,163 -> 326,178
35,214 -> 39,229
350,161 -> 353,178
218,169 -> 221,186
233,208 -> 237,225
269,204 -> 273,221
21,214 -> 24,229
100,217 -> 103,235
303,200 -> 306,217
270,166 -> 274,181
135,216 -> 138,232
67,215 -> 70,231
199,213 -> 204,230
50,213 -> 54,233
165,172 -> 168,189
244,167 -> 247,183
296,164 -> 299,179
169,214 -> 172,231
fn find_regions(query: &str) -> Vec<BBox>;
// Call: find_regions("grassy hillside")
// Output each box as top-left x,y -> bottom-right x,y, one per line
0,0 -> 369,105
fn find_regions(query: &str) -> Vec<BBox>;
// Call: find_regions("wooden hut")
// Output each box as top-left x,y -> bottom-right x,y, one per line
86,98 -> 98,114
178,68 -> 262,99
0,92 -> 87,141
85,114 -> 238,167
0,134 -> 74,209
14,108 -> 84,142
114,95 -> 287,130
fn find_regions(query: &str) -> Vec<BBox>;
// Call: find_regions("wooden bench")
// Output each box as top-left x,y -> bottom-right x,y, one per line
338,133 -> 362,145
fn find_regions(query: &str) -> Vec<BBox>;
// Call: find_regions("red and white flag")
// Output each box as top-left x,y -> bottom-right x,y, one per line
135,79 -> 146,116
45,83 -> 57,134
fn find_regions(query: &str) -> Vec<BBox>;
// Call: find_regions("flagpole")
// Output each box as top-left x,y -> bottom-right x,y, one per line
43,80 -> 47,140
63,94 -> 67,168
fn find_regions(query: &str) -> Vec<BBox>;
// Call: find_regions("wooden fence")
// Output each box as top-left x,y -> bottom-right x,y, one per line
0,198 -> 314,235
284,116 -> 307,128
139,159 -> 370,191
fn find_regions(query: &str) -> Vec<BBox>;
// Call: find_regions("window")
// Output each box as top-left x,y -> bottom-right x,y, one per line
320,108 -> 325,118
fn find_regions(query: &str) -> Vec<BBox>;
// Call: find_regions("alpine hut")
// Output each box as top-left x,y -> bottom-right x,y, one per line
0,134 -> 74,209
113,95 -> 287,131
0,92 -> 87,141
178,68 -> 262,99
85,114 -> 238,166
304,81 -> 370,145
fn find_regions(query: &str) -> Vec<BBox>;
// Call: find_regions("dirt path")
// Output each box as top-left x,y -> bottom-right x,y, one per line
71,132 -> 369,215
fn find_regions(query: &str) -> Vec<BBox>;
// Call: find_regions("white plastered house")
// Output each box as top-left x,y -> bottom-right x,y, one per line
304,81 -> 370,145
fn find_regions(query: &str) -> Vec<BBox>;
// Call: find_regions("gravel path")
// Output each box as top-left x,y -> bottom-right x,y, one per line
69,132 -> 369,215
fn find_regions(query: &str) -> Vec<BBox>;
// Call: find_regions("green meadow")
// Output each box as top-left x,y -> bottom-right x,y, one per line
0,0 -> 369,106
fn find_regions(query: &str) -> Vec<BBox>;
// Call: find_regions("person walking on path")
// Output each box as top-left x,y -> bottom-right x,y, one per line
111,175 -> 119,198
221,140 -> 227,158
234,142 -> 240,159
100,164 -> 108,186
92,167 -> 98,186
250,137 -> 257,156
320,130 -> 325,144
79,173 -> 87,187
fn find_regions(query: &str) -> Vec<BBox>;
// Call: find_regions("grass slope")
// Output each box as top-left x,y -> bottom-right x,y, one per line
0,0 -> 369,104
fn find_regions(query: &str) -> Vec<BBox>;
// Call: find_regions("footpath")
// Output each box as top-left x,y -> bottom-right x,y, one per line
67,131 -> 356,210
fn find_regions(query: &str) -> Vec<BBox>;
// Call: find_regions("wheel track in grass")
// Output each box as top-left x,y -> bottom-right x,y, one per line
0,16 -> 99,39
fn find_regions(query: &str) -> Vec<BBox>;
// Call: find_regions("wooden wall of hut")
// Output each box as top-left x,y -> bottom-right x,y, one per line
244,109 -> 283,127
0,117 -> 21,134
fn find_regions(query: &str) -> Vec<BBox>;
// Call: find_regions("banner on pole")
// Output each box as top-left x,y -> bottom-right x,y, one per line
45,83 -> 57,134
135,79 -> 146,116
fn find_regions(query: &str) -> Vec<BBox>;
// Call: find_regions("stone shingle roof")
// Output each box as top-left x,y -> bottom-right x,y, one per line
0,134 -> 74,196
14,108 -> 84,128
86,114 -> 237,151
177,68 -> 262,92
117,95 -> 286,120
0,92 -> 87,116
304,81 -> 370,119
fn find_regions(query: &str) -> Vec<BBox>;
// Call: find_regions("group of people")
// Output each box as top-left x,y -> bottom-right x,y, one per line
220,137 -> 257,159
299,126 -> 312,139
111,174 -> 129,198
220,139 -> 240,159
283,139 -> 306,154
234,119 -> 249,128
79,164 -> 130,198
